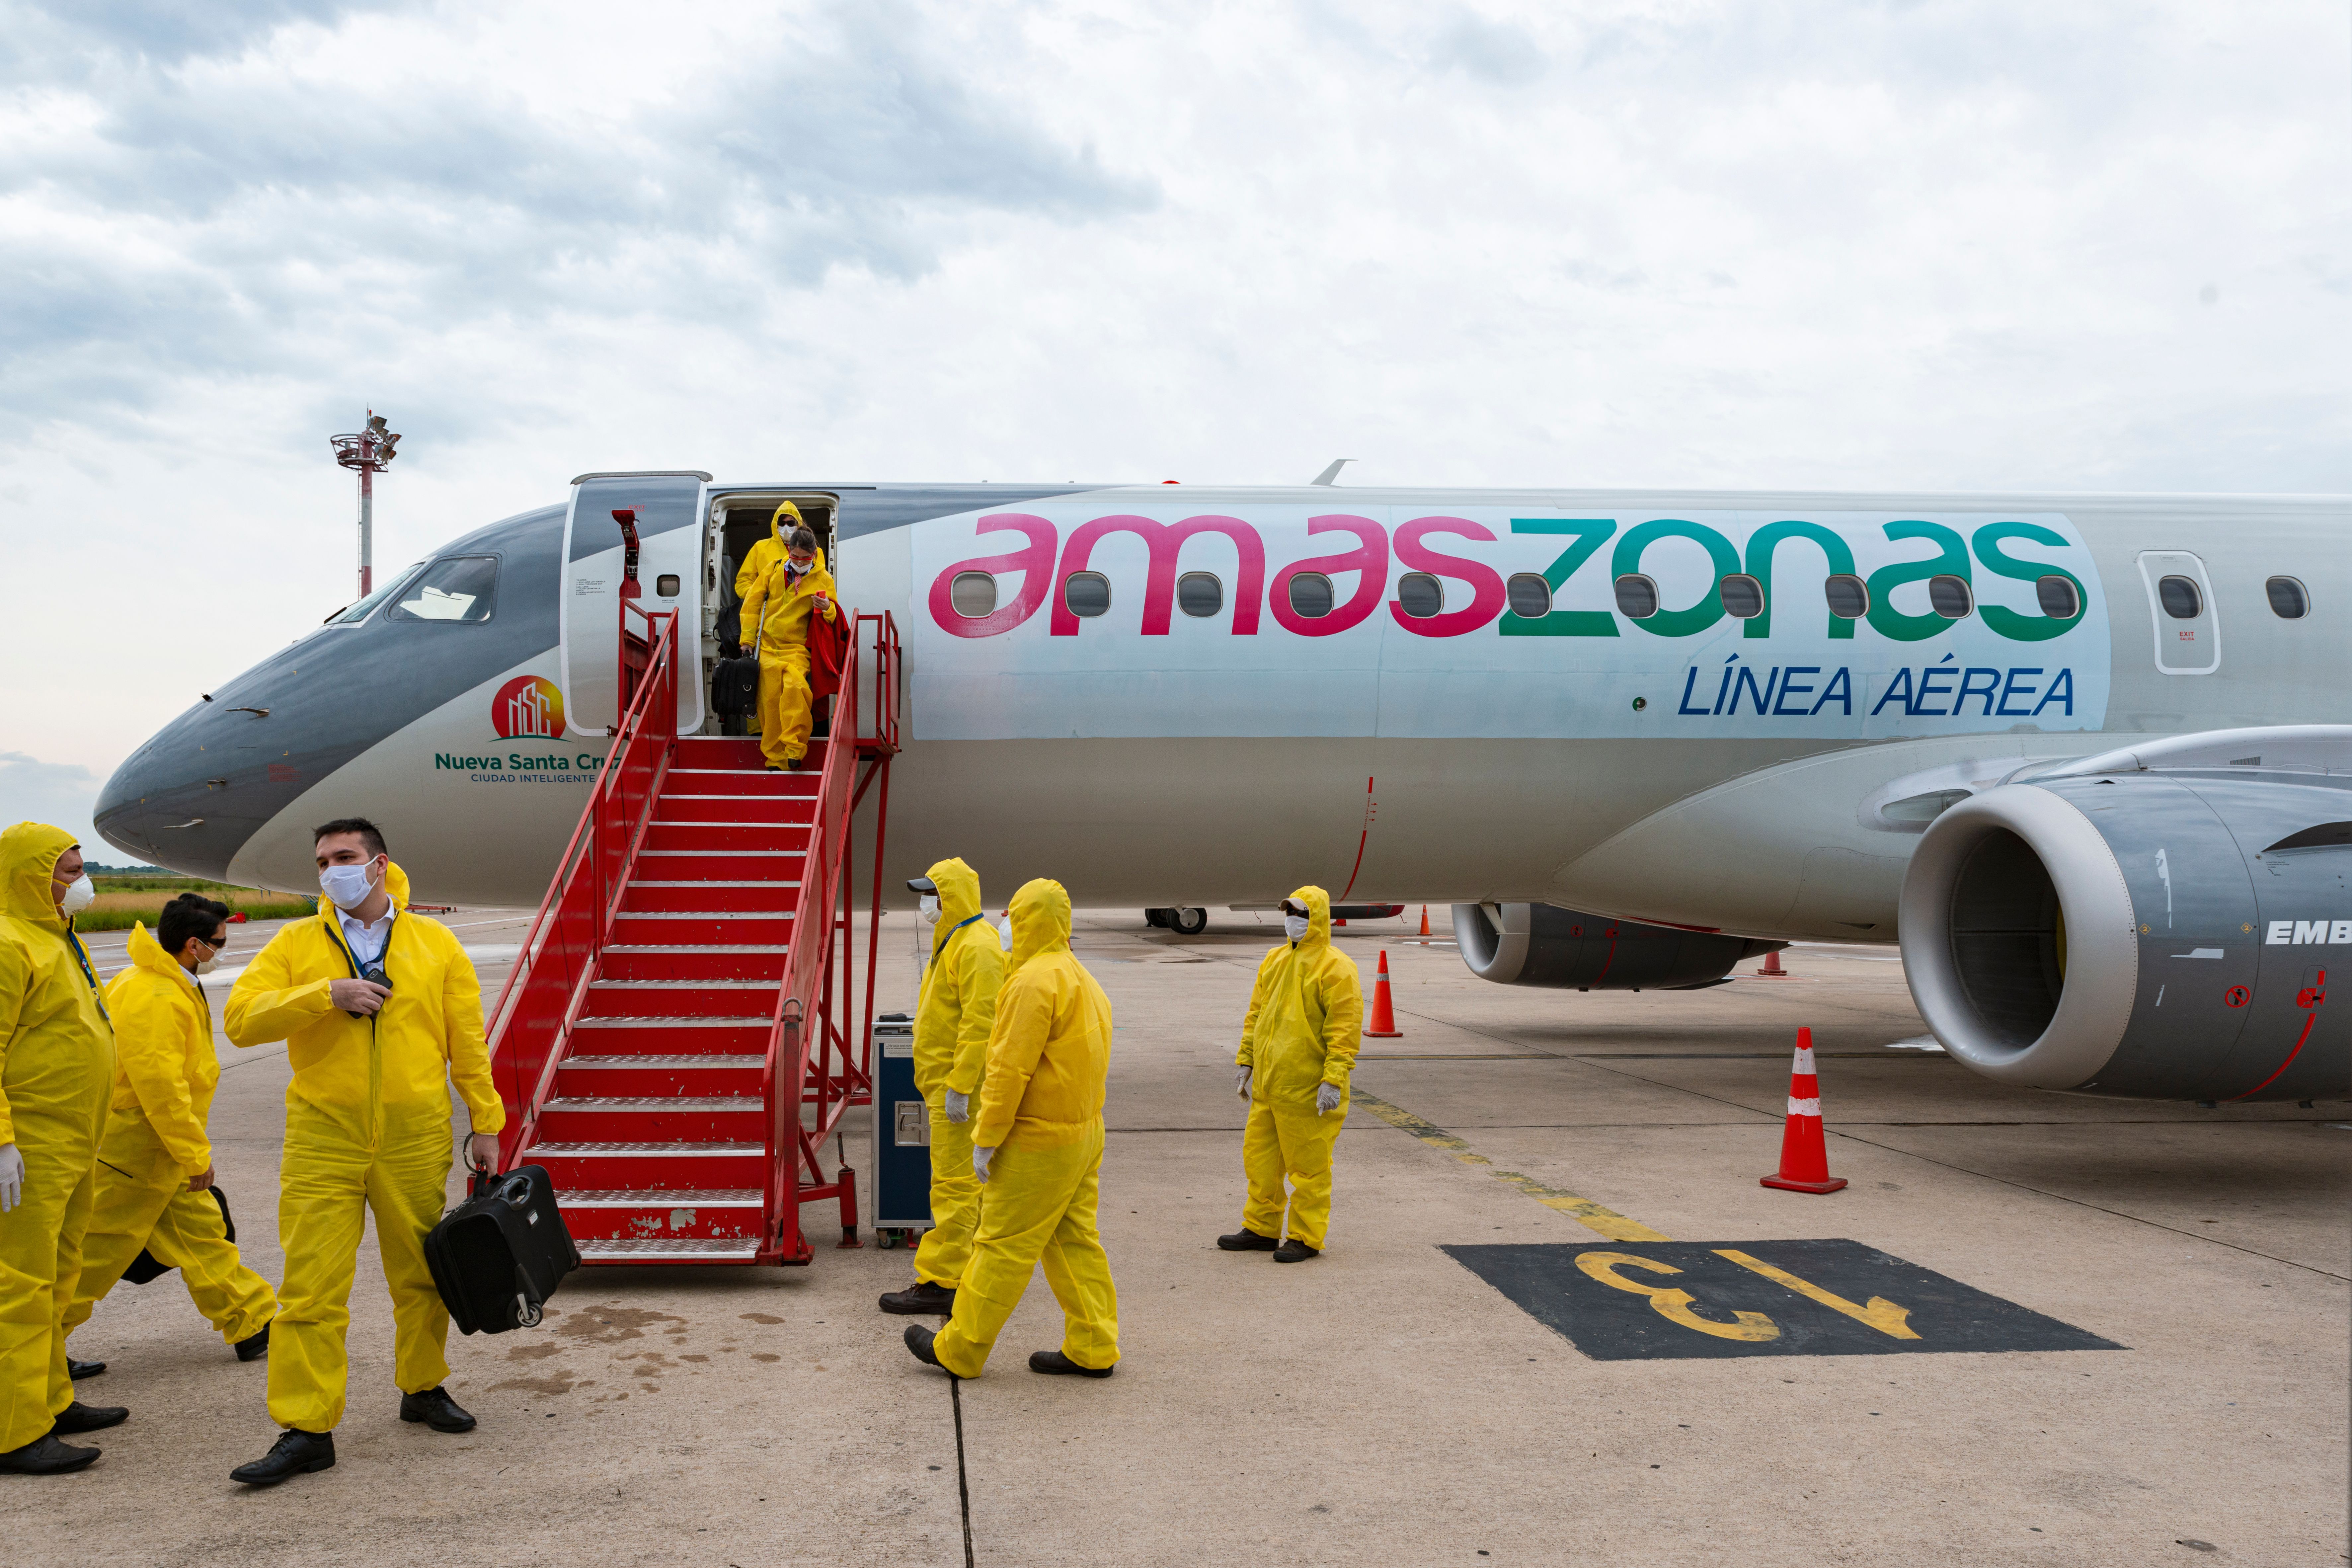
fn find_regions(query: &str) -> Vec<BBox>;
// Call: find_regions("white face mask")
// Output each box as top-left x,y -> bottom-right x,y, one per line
1284,913 -> 1311,942
192,947 -> 222,976
318,860 -> 381,911
58,874 -> 95,915
919,894 -> 940,925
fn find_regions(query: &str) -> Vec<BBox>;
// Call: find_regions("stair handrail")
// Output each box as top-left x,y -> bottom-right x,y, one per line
485,601 -> 679,1167
760,614 -> 862,1258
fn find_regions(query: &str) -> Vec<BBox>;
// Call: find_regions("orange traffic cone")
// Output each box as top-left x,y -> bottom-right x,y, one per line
1418,904 -> 1431,937
1757,948 -> 1790,977
1364,950 -> 1403,1038
1760,1027 -> 1845,1193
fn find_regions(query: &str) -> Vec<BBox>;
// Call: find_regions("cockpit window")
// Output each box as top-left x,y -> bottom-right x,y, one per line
326,562 -> 426,625
391,555 -> 500,623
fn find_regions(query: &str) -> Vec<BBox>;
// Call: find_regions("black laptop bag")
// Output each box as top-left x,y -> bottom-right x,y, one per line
424,1164 -> 580,1334
121,1186 -> 234,1286
712,655 -> 761,718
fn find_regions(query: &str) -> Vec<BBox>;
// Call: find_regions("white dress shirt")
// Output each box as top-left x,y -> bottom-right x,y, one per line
338,905 -> 395,967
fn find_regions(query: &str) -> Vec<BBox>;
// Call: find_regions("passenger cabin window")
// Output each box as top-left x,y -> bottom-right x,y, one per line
2267,576 -> 2310,619
1928,574 -> 1973,619
2158,575 -> 2202,619
1287,572 -> 1336,619
950,571 -> 997,618
1177,572 -> 1223,617
1719,574 -> 1765,619
1063,571 -> 1111,618
1396,573 -> 1444,618
1823,574 -> 1868,619
1613,574 -> 1660,619
327,562 -> 425,625
1504,573 -> 1552,619
391,556 -> 498,623
2036,575 -> 2079,619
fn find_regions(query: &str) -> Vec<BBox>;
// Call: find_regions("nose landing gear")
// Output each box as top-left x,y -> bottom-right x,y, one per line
1144,907 -> 1209,935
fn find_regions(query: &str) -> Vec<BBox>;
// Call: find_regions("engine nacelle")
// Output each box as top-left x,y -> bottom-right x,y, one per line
1899,728 -> 2352,1101
1454,902 -> 1784,990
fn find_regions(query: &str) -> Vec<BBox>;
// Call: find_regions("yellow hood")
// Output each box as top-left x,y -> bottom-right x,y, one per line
1006,877 -> 1072,973
125,920 -> 184,979
0,821 -> 77,932
315,859 -> 412,917
926,856 -> 983,948
766,502 -> 825,572
1287,884 -> 1332,948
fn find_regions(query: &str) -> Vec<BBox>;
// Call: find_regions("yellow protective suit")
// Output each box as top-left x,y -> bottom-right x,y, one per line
932,879 -> 1117,1378
0,824 -> 114,1451
64,922 -> 276,1348
909,858 -> 1005,1291
731,500 -> 806,604
1235,885 -> 1362,1251
224,863 -> 506,1433
739,531 -> 839,768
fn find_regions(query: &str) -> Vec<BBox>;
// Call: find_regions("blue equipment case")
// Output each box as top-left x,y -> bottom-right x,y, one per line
871,1014 -> 931,1247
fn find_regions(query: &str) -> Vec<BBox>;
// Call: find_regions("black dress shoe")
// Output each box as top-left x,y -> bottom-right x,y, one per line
1272,1238 -> 1320,1263
903,1324 -> 960,1377
1028,1350 -> 1114,1378
230,1429 -> 336,1486
399,1386 -> 476,1433
0,1432 -> 100,1474
235,1323 -> 271,1362
52,1401 -> 127,1435
66,1358 -> 105,1380
1217,1229 -> 1280,1251
878,1281 -> 956,1315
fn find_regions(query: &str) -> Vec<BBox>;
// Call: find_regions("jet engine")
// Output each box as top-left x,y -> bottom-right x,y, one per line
1454,902 -> 1786,990
1898,727 -> 2352,1102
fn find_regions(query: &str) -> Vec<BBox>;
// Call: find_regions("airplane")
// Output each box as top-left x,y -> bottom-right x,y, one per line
93,470 -> 2351,1103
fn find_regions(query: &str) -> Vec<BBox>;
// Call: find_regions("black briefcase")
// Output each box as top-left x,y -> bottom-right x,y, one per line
712,655 -> 760,717
122,1186 -> 234,1286
424,1165 -> 580,1335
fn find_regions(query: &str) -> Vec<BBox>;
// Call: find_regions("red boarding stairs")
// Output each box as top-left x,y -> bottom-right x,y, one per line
485,514 -> 900,1265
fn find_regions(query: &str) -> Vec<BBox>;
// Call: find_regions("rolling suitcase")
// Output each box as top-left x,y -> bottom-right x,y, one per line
712,655 -> 760,718
424,1164 -> 580,1334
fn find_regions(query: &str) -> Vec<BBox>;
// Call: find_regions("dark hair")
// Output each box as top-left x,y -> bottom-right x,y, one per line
159,893 -> 232,955
787,527 -> 819,555
313,817 -> 388,859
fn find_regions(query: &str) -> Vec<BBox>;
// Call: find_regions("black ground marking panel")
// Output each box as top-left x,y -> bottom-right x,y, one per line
1442,1240 -> 2124,1360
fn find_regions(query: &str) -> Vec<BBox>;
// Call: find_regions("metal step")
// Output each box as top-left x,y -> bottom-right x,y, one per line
527,1140 -> 764,1155
559,1188 -> 760,1207
542,1096 -> 762,1112
577,1237 -> 761,1262
563,1053 -> 766,1069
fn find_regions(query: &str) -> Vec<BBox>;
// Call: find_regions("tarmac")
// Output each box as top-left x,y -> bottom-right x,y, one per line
12,907 -> 2346,1566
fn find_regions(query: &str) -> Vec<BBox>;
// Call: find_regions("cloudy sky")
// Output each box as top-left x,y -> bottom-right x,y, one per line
3,0 -> 2347,859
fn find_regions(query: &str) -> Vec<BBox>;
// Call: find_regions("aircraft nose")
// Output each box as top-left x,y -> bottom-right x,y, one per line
96,706 -> 255,881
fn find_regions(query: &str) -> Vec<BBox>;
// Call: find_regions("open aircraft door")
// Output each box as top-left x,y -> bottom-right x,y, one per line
559,470 -> 712,738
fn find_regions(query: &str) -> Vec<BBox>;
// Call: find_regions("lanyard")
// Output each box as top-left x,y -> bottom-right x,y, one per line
327,908 -> 397,979
931,909 -> 985,960
64,926 -> 111,1027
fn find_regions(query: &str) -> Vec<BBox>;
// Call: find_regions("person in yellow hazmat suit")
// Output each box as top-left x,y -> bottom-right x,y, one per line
222,818 -> 505,1487
879,859 -> 1005,1317
63,893 -> 278,1373
904,878 -> 1119,1380
1219,886 -> 1361,1263
731,499 -> 806,608
0,825 -> 124,1475
739,519 -> 839,771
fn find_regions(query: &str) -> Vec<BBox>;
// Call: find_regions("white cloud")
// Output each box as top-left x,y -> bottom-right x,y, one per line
0,752 -> 108,861
3,0 -> 2347,842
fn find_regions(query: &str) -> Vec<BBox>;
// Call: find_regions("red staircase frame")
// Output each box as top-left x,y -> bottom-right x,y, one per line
485,538 -> 902,1265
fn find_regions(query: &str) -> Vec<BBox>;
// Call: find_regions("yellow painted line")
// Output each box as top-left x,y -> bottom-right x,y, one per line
1713,1247 -> 1920,1339
1351,1090 -> 1670,1243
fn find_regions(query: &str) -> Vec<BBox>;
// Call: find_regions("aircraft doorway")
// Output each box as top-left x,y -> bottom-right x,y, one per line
705,491 -> 841,737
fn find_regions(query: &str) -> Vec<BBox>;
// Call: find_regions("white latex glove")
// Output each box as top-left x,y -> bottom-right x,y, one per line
0,1144 -> 20,1213
973,1143 -> 995,1184
1316,1081 -> 1343,1115
1234,1065 -> 1252,1099
943,1089 -> 970,1124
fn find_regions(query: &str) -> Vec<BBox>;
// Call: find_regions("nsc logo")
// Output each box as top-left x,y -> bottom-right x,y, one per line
492,675 -> 565,740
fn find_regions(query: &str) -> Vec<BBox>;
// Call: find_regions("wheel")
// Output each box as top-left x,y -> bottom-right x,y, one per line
877,1230 -> 897,1250
1170,906 -> 1209,936
1143,908 -> 1169,928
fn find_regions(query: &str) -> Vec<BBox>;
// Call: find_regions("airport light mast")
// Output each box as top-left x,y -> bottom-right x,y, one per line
329,411 -> 401,598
